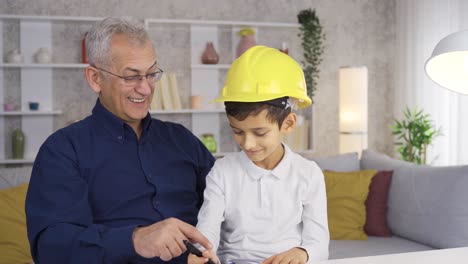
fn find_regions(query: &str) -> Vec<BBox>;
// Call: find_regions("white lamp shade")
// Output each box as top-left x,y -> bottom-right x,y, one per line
425,30 -> 468,95
339,66 -> 368,132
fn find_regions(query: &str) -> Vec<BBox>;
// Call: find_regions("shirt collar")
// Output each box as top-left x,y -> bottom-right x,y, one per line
91,99 -> 152,141
240,143 -> 293,181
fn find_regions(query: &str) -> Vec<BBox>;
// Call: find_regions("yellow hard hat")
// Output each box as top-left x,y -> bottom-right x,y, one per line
214,45 -> 312,108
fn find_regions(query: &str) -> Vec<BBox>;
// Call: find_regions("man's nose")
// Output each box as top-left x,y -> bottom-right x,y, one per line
135,78 -> 153,95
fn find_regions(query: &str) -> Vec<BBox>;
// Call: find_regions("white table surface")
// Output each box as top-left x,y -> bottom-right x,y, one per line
317,247 -> 468,264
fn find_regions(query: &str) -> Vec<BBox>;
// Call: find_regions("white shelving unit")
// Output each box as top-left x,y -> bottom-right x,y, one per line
0,15 -> 312,163
144,18 -> 312,156
0,15 -> 101,164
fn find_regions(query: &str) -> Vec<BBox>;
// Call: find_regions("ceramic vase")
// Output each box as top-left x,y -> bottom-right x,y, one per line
236,35 -> 256,58
82,32 -> 88,63
201,42 -> 219,64
12,129 -> 25,159
236,27 -> 257,58
6,49 -> 23,63
34,47 -> 51,63
201,133 -> 217,153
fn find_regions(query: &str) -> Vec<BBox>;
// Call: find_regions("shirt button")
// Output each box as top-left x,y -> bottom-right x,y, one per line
117,136 -> 123,140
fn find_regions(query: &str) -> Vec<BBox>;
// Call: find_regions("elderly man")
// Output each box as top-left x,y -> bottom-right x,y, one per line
26,17 -> 215,264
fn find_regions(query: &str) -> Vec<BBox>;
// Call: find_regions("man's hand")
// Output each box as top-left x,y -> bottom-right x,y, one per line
132,217 -> 212,261
262,247 -> 308,264
187,248 -> 219,264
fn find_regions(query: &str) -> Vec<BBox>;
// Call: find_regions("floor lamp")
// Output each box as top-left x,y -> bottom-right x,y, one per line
339,66 -> 368,156
425,30 -> 468,94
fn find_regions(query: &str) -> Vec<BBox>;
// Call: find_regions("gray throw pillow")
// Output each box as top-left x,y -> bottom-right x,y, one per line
303,152 -> 360,172
387,165 -> 468,248
360,149 -> 414,170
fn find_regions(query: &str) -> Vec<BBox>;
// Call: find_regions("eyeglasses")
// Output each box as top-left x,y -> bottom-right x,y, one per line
92,65 -> 164,85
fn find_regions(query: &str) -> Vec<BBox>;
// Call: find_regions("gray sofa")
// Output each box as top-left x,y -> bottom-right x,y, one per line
2,149 -> 467,262
305,149 -> 468,259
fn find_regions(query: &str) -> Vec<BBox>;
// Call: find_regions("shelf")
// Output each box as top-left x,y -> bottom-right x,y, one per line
191,64 -> 231,69
0,110 -> 62,116
0,63 -> 88,68
149,109 -> 224,114
0,14 -> 101,22
144,18 -> 299,28
0,158 -> 35,164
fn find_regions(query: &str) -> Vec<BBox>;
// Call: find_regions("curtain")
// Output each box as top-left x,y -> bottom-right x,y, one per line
395,0 -> 468,165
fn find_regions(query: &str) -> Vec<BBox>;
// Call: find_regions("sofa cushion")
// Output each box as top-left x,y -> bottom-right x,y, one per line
0,183 -> 33,264
361,149 -> 414,170
324,170 -> 376,240
306,152 -> 360,172
388,165 -> 468,248
329,236 -> 434,259
365,170 -> 393,237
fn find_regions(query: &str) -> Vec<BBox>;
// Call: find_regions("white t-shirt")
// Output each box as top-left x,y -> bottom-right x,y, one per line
197,144 -> 329,263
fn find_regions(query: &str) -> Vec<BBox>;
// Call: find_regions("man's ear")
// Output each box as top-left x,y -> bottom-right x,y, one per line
281,112 -> 297,133
85,66 -> 102,94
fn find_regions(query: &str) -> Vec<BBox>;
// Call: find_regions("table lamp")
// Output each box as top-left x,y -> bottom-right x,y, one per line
425,30 -> 468,94
339,66 -> 368,156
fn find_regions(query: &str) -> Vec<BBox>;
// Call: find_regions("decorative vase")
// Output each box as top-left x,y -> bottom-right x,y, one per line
12,129 -> 25,159
201,42 -> 219,64
236,27 -> 256,58
28,101 -> 40,111
82,32 -> 88,63
3,103 -> 15,111
34,47 -> 51,63
201,133 -> 217,153
6,49 -> 23,63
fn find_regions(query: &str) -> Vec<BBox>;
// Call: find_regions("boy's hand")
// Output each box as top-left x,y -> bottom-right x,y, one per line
187,248 -> 219,264
262,247 -> 308,264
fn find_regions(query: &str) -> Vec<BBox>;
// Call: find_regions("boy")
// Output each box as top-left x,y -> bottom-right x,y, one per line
189,45 -> 329,264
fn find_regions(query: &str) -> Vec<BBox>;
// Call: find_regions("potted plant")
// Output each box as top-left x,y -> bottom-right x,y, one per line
391,107 -> 442,164
297,8 -> 325,99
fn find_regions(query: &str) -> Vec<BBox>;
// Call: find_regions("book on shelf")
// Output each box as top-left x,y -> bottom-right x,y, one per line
151,72 -> 183,111
151,78 -> 164,110
168,73 -> 182,110
159,73 -> 173,110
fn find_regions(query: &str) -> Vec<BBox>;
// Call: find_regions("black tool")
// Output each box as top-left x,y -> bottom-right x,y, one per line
183,240 -> 217,264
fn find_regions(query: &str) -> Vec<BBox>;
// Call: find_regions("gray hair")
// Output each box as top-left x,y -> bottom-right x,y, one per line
86,17 -> 151,67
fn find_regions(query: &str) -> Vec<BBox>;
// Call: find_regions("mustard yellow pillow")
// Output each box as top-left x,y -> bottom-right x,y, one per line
324,170 -> 377,240
0,183 -> 33,264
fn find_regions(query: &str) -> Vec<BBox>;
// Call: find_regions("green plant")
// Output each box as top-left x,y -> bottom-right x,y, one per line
297,8 -> 325,99
391,107 -> 442,164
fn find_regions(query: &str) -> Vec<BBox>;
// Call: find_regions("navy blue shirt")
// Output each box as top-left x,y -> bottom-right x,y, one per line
26,99 -> 215,264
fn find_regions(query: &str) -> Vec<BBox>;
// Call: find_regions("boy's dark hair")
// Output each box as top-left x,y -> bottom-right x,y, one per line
224,98 -> 292,128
